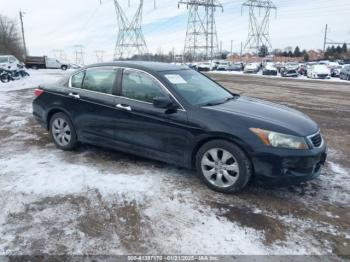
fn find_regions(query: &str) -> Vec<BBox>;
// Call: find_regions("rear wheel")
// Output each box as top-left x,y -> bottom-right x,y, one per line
196,140 -> 252,193
0,74 -> 10,83
49,112 -> 77,151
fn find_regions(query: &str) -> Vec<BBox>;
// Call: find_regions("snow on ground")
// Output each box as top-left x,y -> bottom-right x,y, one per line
0,70 -> 349,256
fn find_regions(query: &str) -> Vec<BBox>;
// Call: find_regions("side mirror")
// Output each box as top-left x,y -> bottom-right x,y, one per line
153,96 -> 175,109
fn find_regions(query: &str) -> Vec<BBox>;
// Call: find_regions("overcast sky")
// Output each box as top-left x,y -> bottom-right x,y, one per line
2,0 -> 350,63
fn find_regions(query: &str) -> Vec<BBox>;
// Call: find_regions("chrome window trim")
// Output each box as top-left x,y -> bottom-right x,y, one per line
307,130 -> 324,149
120,67 -> 186,111
68,65 -> 186,111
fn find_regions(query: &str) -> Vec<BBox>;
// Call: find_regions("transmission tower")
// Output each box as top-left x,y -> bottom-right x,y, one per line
52,49 -> 68,62
73,45 -> 85,65
113,0 -> 148,60
179,0 -> 223,62
95,50 -> 105,63
242,0 -> 276,53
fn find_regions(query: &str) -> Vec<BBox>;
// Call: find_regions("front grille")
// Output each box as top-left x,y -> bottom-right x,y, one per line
310,133 -> 322,148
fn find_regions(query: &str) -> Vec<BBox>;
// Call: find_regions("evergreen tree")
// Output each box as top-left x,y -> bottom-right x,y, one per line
336,45 -> 342,54
258,45 -> 268,57
294,46 -> 301,57
342,43 -> 348,53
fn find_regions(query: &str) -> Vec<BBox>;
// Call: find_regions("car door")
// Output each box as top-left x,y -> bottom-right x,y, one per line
112,68 -> 192,165
66,67 -> 120,146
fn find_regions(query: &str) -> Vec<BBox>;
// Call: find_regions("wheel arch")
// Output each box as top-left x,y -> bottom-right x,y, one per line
191,134 -> 254,171
46,107 -> 73,130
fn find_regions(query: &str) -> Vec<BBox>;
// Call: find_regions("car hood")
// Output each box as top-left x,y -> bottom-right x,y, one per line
205,96 -> 318,136
314,68 -> 330,74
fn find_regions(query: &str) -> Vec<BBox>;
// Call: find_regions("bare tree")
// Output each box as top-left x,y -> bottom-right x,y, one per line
0,14 -> 25,60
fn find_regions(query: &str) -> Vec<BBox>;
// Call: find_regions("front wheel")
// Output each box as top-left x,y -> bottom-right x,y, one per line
49,112 -> 78,151
196,140 -> 252,193
61,65 -> 68,71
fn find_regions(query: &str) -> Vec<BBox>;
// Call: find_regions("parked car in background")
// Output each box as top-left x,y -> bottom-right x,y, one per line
0,55 -> 21,70
340,65 -> 350,80
25,56 -> 69,70
262,63 -> 278,76
307,64 -> 331,79
228,62 -> 243,71
328,62 -> 342,77
32,61 -> 327,193
285,62 -> 299,71
69,64 -> 82,70
281,68 -> 298,77
244,63 -> 259,74
216,61 -> 231,71
197,62 -> 213,72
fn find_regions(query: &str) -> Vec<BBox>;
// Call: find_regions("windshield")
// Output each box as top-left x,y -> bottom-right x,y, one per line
161,70 -> 234,106
0,57 -> 8,63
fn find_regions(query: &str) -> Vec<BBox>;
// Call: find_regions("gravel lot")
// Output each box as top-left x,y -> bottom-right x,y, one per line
0,70 -> 349,257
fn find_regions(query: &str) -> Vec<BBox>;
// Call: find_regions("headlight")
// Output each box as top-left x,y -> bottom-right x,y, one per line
250,128 -> 309,150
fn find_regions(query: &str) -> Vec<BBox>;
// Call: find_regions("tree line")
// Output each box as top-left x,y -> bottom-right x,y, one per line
324,44 -> 348,60
0,14 -> 25,60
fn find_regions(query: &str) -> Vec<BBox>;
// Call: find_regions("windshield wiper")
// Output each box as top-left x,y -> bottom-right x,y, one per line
202,96 -> 238,107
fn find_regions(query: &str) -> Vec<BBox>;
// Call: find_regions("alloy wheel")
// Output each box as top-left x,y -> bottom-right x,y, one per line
52,118 -> 72,146
201,148 -> 239,188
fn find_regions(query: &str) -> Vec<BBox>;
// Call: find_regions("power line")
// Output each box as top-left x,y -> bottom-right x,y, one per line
323,24 -> 350,51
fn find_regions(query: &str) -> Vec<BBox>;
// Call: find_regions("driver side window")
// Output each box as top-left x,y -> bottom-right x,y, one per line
121,69 -> 167,103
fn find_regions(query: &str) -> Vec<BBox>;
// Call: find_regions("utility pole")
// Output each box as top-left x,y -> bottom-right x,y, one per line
240,41 -> 243,59
220,40 -> 222,56
323,24 -> 328,52
179,0 -> 223,62
230,40 -> 233,55
242,0 -> 277,53
322,24 -> 350,52
19,10 -> 28,57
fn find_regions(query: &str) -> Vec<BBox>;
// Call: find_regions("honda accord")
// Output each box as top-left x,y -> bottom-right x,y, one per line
32,62 -> 327,193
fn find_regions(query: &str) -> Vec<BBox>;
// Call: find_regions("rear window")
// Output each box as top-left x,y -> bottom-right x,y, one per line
82,68 -> 116,94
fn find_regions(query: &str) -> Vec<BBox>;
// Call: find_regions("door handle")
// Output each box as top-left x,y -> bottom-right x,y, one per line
68,93 -> 80,99
116,104 -> 132,111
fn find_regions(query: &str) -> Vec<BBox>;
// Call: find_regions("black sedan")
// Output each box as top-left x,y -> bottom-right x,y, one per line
33,62 -> 327,193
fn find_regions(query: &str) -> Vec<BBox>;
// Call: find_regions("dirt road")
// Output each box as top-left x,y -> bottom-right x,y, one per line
0,71 -> 349,257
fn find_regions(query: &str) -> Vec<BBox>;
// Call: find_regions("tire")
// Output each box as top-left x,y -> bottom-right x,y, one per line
61,65 -> 68,71
49,112 -> 78,151
195,140 -> 252,193
0,74 -> 9,83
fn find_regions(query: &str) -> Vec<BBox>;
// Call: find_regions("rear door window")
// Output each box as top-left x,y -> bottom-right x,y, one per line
71,71 -> 85,88
82,68 -> 117,95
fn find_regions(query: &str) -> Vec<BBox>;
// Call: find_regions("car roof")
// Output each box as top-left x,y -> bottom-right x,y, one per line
85,61 -> 188,73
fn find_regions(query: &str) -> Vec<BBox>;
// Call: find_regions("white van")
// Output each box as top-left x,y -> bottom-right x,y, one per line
0,55 -> 21,70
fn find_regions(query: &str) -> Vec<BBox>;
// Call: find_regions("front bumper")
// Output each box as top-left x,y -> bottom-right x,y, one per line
251,143 -> 327,185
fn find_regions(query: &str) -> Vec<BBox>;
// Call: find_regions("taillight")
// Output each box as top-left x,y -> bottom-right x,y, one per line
34,88 -> 44,97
